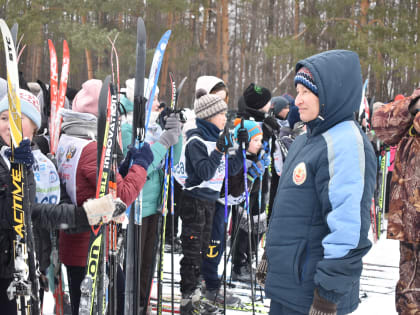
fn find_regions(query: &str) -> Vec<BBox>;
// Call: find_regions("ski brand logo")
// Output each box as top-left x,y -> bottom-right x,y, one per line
12,166 -> 25,238
88,235 -> 102,276
292,162 -> 307,185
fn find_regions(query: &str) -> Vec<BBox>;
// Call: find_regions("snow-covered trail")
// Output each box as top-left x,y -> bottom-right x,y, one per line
42,226 -> 400,314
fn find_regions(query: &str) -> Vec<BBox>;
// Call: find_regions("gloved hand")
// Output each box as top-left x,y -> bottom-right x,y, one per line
262,116 -> 280,141
5,138 -> 34,167
236,127 -> 249,149
118,147 -> 134,177
260,152 -> 270,168
132,142 -> 154,170
247,160 -> 264,181
83,194 -> 127,226
309,289 -> 337,315
216,130 -> 233,153
158,113 -> 182,149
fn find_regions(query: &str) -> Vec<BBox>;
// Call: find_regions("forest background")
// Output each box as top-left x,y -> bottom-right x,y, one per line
1,0 -> 419,108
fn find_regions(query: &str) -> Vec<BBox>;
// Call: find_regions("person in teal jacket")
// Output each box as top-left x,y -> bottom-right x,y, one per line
119,78 -> 183,311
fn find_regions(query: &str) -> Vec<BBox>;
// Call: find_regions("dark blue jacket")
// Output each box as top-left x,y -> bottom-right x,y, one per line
184,118 -> 243,201
265,50 -> 376,314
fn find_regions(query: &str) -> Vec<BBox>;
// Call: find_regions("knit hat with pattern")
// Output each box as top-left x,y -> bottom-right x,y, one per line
233,119 -> 262,143
194,89 -> 227,120
294,67 -> 318,96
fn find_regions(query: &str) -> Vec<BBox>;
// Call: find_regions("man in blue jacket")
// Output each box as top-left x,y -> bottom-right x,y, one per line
265,50 -> 376,315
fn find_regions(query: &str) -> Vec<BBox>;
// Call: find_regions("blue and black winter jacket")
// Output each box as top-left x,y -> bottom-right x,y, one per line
265,50 -> 377,314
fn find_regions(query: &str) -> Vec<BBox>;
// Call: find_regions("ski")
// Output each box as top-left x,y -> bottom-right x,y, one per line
0,18 -> 40,315
155,73 -> 177,315
79,76 -> 119,315
107,34 -> 121,315
124,21 -> 171,315
139,29 -> 173,314
124,17 -> 147,315
48,38 -> 70,315
48,39 -> 70,156
149,296 -> 268,314
376,146 -> 388,239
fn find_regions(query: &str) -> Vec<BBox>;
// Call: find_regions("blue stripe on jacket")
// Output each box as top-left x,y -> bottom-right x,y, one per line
321,121 -> 365,259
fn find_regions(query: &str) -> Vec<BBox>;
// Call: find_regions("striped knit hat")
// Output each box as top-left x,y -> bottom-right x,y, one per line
194,89 -> 227,120
294,67 -> 318,96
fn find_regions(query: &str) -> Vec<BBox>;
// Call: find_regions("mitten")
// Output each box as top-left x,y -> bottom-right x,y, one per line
5,138 -> 34,167
309,289 -> 337,315
216,130 -> 233,153
132,142 -> 154,170
83,194 -> 116,225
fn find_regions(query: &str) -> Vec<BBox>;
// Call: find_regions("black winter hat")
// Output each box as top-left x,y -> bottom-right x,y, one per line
272,96 -> 290,116
243,83 -> 271,109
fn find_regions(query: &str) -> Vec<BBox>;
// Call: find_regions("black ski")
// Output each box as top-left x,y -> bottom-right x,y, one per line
125,17 -> 147,315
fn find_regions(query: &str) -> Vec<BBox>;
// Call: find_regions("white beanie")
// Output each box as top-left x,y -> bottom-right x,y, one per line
195,76 -> 225,96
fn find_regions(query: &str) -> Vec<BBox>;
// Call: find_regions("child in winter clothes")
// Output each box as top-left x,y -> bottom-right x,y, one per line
56,79 -> 153,315
0,88 -> 122,314
372,88 -> 420,314
265,50 -> 376,315
194,76 -> 240,306
233,83 -> 275,281
179,90 -> 244,315
230,119 -> 270,282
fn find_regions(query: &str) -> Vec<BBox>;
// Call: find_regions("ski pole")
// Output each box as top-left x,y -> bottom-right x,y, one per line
240,119 -> 255,315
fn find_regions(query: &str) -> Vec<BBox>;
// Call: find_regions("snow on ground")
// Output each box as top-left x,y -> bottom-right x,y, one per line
43,223 -> 400,314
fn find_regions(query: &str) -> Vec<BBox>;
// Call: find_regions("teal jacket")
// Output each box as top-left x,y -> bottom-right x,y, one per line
129,121 -> 182,218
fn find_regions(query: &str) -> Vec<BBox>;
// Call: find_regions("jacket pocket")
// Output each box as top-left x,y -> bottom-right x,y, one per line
267,239 -> 307,285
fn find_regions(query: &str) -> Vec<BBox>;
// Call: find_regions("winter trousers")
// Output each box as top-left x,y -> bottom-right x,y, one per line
180,194 -> 216,296
231,206 -> 264,273
201,201 -> 230,290
396,241 -> 420,315
140,213 -> 160,306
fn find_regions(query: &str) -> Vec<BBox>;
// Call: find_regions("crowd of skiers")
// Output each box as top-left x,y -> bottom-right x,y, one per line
0,45 -> 419,315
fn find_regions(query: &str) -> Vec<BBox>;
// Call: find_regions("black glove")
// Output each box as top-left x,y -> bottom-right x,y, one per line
262,116 -> 280,141
216,130 -> 233,153
132,142 -> 154,171
118,147 -> 134,177
309,289 -> 337,315
236,127 -> 249,149
5,138 -> 34,167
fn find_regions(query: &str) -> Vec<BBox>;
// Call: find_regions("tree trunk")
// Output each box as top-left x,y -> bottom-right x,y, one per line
221,0 -> 229,86
81,15 -> 94,80
294,0 -> 300,36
